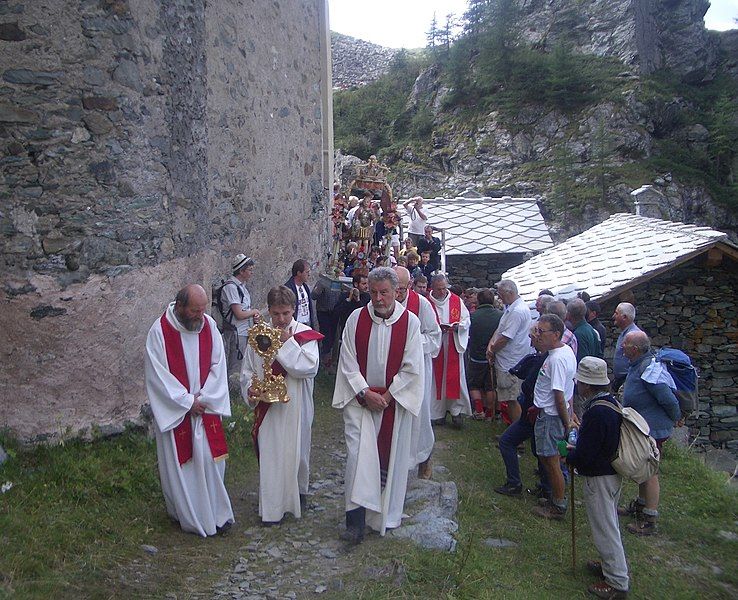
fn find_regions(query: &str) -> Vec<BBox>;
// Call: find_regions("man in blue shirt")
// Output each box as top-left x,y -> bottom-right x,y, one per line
620,330 -> 680,536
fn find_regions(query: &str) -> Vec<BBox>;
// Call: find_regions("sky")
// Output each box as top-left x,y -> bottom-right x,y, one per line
328,0 -> 738,49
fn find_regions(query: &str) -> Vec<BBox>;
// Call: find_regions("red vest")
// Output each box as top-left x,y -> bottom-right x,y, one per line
159,314 -> 228,466
354,305 -> 409,487
432,293 -> 463,400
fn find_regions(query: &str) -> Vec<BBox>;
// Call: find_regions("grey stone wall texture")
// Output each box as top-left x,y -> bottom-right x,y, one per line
1,0 -> 331,442
599,256 -> 738,455
446,253 -> 528,290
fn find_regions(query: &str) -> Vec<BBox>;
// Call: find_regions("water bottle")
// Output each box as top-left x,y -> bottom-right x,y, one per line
567,428 -> 578,446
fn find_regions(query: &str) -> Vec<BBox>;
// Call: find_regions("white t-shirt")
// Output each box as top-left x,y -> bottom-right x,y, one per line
222,276 -> 252,336
295,284 -> 311,324
407,206 -> 427,235
494,296 -> 533,370
533,345 -> 577,416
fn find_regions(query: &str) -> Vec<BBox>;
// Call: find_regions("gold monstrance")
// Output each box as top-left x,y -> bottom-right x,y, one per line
247,321 -> 289,403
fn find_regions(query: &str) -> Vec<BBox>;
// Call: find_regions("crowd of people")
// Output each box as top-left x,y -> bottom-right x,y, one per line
144,249 -> 684,600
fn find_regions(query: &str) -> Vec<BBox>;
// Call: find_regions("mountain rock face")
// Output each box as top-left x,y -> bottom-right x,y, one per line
331,2 -> 738,242
331,32 -> 400,89
515,0 -> 717,82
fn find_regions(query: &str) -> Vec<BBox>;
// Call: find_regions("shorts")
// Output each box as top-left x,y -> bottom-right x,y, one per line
534,412 -> 566,458
467,359 -> 494,392
495,366 -> 522,404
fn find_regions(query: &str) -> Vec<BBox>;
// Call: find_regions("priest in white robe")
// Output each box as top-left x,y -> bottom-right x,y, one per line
333,267 -> 423,543
428,274 -> 472,427
241,285 -> 322,525
394,266 -> 442,479
144,284 -> 234,537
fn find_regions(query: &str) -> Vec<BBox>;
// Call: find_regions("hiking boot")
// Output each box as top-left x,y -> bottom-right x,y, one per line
494,483 -> 522,497
431,417 -> 446,427
339,527 -> 364,545
627,514 -> 658,536
418,458 -> 433,480
531,504 -> 566,520
617,498 -> 644,518
261,520 -> 281,527
586,560 -> 604,578
451,414 -> 464,429
527,484 -> 550,501
472,411 -> 486,421
587,580 -> 628,599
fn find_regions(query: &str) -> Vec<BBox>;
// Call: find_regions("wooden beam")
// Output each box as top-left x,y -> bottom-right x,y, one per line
705,247 -> 723,267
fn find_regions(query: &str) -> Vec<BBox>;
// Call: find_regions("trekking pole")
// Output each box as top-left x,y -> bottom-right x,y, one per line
571,468 -> 576,573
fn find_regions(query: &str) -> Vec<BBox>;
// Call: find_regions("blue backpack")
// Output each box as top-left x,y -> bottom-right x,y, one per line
656,348 -> 699,415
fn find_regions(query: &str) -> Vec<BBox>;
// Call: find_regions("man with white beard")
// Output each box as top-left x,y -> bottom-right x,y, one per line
241,285 -> 323,525
428,274 -> 471,428
144,284 -> 234,536
333,267 -> 423,544
394,266 -> 442,479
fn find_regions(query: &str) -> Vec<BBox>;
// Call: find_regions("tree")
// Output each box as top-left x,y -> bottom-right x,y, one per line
441,13 -> 456,57
462,0 -> 493,41
545,43 -> 588,111
591,115 -> 614,205
426,12 -> 439,52
709,93 -> 738,185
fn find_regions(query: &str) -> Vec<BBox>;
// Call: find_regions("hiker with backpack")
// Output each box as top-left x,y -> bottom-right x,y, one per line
566,356 -> 630,599
619,330 -> 680,536
219,254 -> 262,376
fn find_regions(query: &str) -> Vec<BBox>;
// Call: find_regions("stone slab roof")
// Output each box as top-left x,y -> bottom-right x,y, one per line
502,213 -> 731,304
402,197 -> 553,256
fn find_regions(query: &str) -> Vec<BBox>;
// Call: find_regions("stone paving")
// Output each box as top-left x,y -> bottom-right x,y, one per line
207,438 -> 459,599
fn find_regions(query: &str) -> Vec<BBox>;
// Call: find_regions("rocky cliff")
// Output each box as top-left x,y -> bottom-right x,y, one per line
515,0 -> 717,82
331,32 -> 400,89
332,1 -> 738,242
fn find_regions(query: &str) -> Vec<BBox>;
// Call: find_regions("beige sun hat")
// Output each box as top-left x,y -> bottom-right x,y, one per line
575,356 -> 610,386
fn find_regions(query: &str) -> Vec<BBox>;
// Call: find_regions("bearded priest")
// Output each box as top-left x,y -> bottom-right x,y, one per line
144,284 -> 234,537
333,267 -> 423,544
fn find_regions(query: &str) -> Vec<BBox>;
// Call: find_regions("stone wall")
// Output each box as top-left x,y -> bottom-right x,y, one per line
447,253 -> 529,289
1,0 -> 331,442
599,253 -> 738,455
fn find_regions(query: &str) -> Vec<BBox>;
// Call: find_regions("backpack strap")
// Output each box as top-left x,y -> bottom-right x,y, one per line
222,281 -> 245,324
592,399 -> 623,414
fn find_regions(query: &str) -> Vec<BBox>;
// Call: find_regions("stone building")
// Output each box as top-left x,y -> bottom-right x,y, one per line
504,214 -> 738,454
1,0 -> 333,442
401,195 -> 552,287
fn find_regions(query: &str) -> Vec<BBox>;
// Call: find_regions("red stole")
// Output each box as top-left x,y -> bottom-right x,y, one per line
432,293 -> 462,400
159,314 -> 228,466
251,328 -> 324,460
405,289 -> 420,316
355,306 -> 409,487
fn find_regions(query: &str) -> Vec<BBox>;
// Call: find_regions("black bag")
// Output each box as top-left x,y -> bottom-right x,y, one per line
213,280 -> 244,333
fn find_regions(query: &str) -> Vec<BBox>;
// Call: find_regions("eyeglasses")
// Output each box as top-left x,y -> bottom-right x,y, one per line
535,328 -> 554,335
